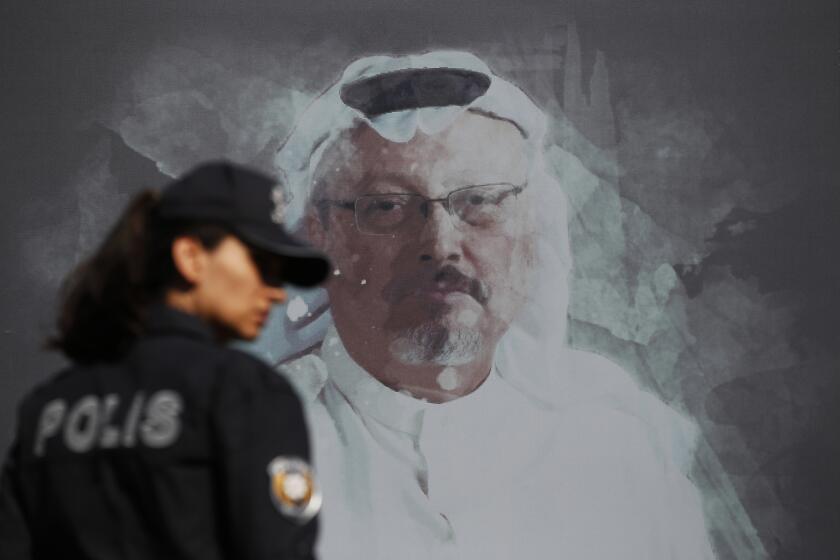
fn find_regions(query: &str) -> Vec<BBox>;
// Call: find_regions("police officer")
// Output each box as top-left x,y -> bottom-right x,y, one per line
0,161 -> 330,559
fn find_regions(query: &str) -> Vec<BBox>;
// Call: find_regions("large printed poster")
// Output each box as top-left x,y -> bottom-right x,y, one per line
2,2 -> 837,558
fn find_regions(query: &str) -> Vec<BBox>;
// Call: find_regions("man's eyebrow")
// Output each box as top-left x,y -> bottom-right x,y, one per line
352,172 -> 417,194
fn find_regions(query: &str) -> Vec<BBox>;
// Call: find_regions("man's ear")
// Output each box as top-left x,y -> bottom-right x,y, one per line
170,236 -> 208,286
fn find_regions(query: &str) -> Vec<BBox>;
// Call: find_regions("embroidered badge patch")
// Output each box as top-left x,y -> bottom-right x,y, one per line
267,456 -> 322,522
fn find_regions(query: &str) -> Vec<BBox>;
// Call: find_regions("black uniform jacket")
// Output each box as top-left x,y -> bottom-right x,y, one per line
0,303 -> 318,559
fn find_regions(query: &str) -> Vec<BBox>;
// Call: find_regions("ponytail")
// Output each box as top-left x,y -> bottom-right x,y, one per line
49,188 -> 232,363
48,190 -> 161,363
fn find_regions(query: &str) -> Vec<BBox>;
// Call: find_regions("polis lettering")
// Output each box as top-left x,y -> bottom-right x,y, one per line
33,390 -> 183,456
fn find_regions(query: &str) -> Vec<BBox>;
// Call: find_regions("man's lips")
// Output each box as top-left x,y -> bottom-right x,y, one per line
421,276 -> 480,301
421,287 -> 476,303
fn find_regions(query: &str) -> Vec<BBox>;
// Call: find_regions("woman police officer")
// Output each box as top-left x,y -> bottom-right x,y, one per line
0,161 -> 330,559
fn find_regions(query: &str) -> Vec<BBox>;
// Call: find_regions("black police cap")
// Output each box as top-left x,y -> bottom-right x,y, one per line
157,161 -> 331,288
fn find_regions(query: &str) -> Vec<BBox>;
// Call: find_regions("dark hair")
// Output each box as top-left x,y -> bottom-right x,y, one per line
48,189 -> 229,363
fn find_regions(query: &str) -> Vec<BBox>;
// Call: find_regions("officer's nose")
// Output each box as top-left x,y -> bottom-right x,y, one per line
418,202 -> 463,264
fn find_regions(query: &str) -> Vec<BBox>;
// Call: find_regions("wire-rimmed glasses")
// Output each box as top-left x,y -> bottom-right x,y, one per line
316,182 -> 526,236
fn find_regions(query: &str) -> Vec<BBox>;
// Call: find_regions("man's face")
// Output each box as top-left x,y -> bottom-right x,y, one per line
309,111 -> 536,369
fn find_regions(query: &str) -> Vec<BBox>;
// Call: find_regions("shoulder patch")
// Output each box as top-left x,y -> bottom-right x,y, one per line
267,456 -> 321,522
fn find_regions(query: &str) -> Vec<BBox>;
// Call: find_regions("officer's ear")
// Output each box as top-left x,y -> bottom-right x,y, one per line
170,235 -> 213,286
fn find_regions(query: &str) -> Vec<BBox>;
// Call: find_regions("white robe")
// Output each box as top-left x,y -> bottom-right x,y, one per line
279,326 -> 717,560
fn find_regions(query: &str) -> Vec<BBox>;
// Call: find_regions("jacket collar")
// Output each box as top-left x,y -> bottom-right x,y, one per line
145,302 -> 216,341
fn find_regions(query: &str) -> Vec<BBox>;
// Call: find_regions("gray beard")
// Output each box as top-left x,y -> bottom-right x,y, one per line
389,323 -> 483,366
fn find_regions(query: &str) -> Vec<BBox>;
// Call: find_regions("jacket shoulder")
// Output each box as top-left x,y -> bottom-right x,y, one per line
215,347 -> 298,397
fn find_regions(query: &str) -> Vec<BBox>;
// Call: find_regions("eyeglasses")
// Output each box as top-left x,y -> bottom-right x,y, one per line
316,182 -> 526,236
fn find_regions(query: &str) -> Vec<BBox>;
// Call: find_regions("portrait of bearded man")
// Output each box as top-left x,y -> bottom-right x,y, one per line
268,51 -> 716,559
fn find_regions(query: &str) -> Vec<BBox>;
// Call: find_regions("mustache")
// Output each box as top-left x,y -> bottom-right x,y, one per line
383,264 -> 490,305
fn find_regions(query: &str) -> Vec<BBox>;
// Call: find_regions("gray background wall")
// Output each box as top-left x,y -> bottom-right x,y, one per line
1,1 -> 837,558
